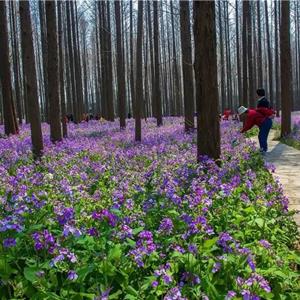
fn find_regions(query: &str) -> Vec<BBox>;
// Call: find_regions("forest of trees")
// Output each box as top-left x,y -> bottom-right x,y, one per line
0,0 -> 297,160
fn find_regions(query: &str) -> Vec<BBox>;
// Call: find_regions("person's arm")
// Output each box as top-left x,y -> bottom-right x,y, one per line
241,115 -> 254,133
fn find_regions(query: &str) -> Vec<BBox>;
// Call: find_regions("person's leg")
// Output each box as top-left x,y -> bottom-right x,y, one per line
260,118 -> 272,152
258,127 -> 264,151
264,118 -> 272,151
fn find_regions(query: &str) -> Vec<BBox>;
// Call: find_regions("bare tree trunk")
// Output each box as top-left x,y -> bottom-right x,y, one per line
10,1 -> 23,125
194,1 -> 220,161
257,1 -> 263,87
170,1 -> 181,116
115,1 -> 126,129
20,1 -> 43,158
265,1 -> 274,107
147,1 -> 155,118
218,2 -> 226,112
0,1 -> 18,135
242,1 -> 249,106
135,0 -> 143,141
236,1 -> 242,106
106,1 -> 114,122
153,1 -> 162,126
247,2 -> 254,107
275,0 -> 280,117
180,0 -> 194,131
280,0 -> 292,137
39,1 -> 49,123
58,1 -> 67,138
46,0 -> 62,142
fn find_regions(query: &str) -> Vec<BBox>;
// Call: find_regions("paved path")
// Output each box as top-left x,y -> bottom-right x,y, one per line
252,130 -> 300,227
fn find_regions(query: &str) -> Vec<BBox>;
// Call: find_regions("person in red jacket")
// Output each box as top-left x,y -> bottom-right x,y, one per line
238,106 -> 273,153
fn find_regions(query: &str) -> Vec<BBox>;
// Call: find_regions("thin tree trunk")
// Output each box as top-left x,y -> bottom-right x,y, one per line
257,1 -> 263,87
115,1 -> 126,129
135,0 -> 143,141
58,1 -> 67,138
265,1 -> 274,107
280,0 -> 292,137
242,1 -> 249,106
153,1 -> 162,126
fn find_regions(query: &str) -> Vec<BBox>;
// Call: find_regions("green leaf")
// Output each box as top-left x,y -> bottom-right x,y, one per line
24,266 -> 39,283
203,237 -> 218,250
132,227 -> 144,235
255,218 -> 265,228
109,244 -> 122,261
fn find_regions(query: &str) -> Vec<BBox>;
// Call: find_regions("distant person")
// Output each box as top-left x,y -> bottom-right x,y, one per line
256,88 -> 270,108
238,105 -> 273,153
222,109 -> 231,120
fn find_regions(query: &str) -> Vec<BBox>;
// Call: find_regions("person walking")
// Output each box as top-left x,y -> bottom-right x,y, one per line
238,106 -> 273,153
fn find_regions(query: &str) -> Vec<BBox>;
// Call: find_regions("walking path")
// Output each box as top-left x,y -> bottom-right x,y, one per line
252,130 -> 300,227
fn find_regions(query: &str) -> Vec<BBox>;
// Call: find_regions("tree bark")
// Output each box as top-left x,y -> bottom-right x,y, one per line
242,1 -> 249,106
19,1 -> 44,158
0,1 -> 18,135
280,0 -> 292,137
153,1 -> 162,126
194,1 -> 220,161
115,1 -> 126,129
58,1 -> 67,138
180,0 -> 194,131
135,0 -> 143,141
46,0 -> 62,142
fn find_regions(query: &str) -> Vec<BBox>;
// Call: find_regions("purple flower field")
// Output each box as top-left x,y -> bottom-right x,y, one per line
0,118 -> 299,299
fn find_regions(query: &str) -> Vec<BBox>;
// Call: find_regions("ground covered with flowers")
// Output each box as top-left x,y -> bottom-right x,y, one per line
0,119 -> 299,300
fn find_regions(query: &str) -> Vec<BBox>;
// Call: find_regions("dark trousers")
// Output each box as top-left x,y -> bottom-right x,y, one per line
258,118 -> 272,152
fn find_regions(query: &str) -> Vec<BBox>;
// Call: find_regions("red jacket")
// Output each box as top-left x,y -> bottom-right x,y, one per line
256,107 -> 275,118
241,109 -> 269,133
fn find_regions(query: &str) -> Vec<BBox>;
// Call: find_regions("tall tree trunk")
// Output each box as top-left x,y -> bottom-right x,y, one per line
194,1 -> 220,161
147,1 -> 155,118
130,1 -> 135,117
218,2 -> 226,111
39,1 -> 49,123
257,1 -> 263,87
242,1 -> 249,106
0,1 -> 18,135
106,1 -> 114,122
10,1 -> 23,125
235,1 -> 242,106
153,1 -> 162,126
46,1 -> 62,142
170,1 -> 181,116
58,1 -> 67,138
135,0 -> 143,142
180,0 -> 194,131
275,0 -> 280,117
19,1 -> 43,158
280,0 -> 292,137
66,1 -> 77,123
247,2 -> 254,107
265,1 -> 274,107
115,1 -> 126,129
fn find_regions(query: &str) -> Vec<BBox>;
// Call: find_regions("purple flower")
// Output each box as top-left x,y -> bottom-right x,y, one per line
247,255 -> 256,272
259,239 -> 271,249
226,291 -> 237,299
162,274 -> 172,284
151,280 -> 159,288
67,270 -> 78,281
158,218 -> 173,234
212,262 -> 221,273
3,237 -> 16,248
188,243 -> 198,255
